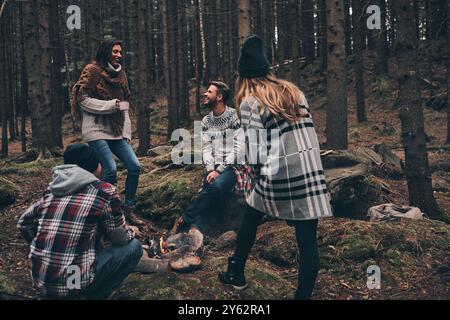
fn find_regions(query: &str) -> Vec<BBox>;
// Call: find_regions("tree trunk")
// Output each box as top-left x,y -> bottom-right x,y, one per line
177,0 -> 189,123
164,0 -> 179,136
238,0 -> 251,46
428,0 -> 448,40
387,0 -> 396,48
289,0 -> 301,86
49,0 -> 63,149
194,0 -> 202,114
0,1 -> 8,157
205,0 -> 218,82
24,0 -> 57,158
343,0 -> 352,56
352,0 -> 367,123
447,0 -> 450,144
19,0 -> 28,153
374,0 -> 389,75
326,0 -> 348,150
394,0 -> 448,223
318,0 -> 328,72
301,0 -> 315,64
136,0 -> 151,155
276,0 -> 286,78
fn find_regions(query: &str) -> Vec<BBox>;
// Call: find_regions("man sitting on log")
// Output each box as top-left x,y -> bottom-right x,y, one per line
17,144 -> 143,299
172,81 -> 246,235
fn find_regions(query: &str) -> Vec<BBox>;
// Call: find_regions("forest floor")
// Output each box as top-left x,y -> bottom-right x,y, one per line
0,51 -> 449,300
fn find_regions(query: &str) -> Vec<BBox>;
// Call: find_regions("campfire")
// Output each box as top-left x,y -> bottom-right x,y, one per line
139,229 -> 204,272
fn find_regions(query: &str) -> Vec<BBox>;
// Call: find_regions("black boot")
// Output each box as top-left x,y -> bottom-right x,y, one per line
218,257 -> 248,290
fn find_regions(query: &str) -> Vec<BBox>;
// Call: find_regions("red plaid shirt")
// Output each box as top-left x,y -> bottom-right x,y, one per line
17,180 -> 133,298
232,164 -> 255,199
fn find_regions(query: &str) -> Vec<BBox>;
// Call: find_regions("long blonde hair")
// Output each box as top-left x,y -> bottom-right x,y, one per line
235,73 -> 308,123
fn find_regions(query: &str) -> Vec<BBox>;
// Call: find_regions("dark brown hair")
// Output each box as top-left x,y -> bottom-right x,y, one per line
209,81 -> 231,105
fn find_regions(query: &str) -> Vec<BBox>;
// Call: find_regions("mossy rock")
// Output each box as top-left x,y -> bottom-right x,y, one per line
254,223 -> 298,267
112,273 -> 188,300
341,235 -> 376,262
0,267 -> 16,298
153,153 -> 173,167
136,177 -> 197,229
213,257 -> 294,300
0,177 -> 19,208
0,159 -> 60,177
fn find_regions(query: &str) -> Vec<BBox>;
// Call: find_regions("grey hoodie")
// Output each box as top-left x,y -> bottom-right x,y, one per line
49,165 -> 99,197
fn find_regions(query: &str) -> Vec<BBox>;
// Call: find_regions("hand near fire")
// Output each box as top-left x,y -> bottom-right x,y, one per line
128,225 -> 142,239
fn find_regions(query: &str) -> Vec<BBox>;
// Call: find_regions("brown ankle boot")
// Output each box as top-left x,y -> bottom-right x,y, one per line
124,205 -> 145,227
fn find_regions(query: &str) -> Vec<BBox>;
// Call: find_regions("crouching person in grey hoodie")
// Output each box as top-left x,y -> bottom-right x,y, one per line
17,144 -> 143,299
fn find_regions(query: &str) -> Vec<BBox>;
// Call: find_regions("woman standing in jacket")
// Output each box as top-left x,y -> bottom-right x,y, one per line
219,35 -> 333,300
71,39 -> 144,226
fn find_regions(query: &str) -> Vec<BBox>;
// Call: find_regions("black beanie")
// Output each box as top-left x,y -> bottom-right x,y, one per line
238,35 -> 270,79
63,144 -> 101,173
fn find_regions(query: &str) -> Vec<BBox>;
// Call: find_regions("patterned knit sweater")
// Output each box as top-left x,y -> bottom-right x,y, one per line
202,106 -> 241,173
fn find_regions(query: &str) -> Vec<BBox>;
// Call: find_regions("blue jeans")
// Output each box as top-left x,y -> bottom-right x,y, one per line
182,167 -> 237,231
88,139 -> 141,207
84,239 -> 143,300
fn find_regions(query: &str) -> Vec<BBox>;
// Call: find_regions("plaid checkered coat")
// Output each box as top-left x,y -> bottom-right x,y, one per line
239,95 -> 333,221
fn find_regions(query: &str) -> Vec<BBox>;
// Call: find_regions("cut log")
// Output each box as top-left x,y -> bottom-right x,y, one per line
147,145 -> 173,158
169,254 -> 202,272
325,163 -> 390,218
134,254 -> 171,274
373,143 -> 404,178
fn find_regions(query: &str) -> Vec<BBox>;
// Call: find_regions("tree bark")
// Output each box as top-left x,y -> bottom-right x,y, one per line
238,0 -> 251,46
136,0 -> 151,155
318,0 -> 328,72
0,1 -> 8,157
301,0 -> 315,64
352,0 -> 367,123
447,0 -> 450,144
276,0 -> 286,78
374,0 -> 389,75
49,0 -> 63,149
326,0 -> 348,150
343,0 -> 352,56
24,0 -> 58,158
289,0 -> 301,86
394,0 -> 448,223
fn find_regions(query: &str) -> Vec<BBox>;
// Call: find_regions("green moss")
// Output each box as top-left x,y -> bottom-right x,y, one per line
0,268 -> 16,296
112,273 -> 188,300
0,158 -> 60,177
384,249 -> 411,269
341,235 -> 376,262
136,178 -> 197,229
0,177 -> 19,208
259,244 -> 296,267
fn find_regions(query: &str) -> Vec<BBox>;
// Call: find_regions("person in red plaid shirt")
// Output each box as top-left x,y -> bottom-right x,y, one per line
17,144 -> 143,299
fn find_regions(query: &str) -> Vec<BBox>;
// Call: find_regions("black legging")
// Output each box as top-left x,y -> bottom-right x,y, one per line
233,205 -> 319,300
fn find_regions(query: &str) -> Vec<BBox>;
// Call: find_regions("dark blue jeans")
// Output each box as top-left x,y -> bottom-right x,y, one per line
89,139 -> 141,207
84,239 -> 143,300
182,167 -> 237,231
